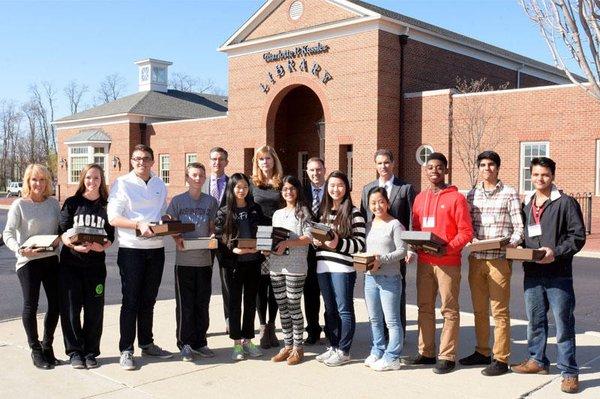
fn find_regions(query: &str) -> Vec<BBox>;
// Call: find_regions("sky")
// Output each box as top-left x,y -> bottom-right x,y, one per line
0,0 -> 574,119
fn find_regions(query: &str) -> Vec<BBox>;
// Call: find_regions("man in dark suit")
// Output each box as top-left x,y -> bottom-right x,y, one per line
303,156 -> 327,345
360,149 -> 416,337
201,147 -> 230,331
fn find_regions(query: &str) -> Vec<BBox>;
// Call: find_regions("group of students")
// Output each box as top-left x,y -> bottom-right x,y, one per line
3,144 -> 585,394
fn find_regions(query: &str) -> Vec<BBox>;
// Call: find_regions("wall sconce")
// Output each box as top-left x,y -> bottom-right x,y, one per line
112,155 -> 121,169
59,158 -> 67,169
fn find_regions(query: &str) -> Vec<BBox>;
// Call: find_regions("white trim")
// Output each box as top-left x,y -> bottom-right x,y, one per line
64,140 -> 111,145
596,140 -> 600,196
67,144 -> 110,185
416,145 -> 434,166
519,141 -> 550,193
453,82 -> 583,98
149,115 -> 228,126
159,154 -> 171,185
54,113 -> 133,126
405,89 -> 456,98
56,119 -> 134,131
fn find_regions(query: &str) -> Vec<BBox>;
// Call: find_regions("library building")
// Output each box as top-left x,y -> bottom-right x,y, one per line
55,0 -> 600,232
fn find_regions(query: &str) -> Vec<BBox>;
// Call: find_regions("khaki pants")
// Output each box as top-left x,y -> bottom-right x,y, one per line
417,262 -> 461,361
468,257 -> 512,363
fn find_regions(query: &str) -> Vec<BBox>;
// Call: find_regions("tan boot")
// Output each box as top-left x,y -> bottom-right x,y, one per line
561,376 -> 579,394
510,359 -> 549,374
287,346 -> 304,365
271,346 -> 292,362
259,325 -> 270,349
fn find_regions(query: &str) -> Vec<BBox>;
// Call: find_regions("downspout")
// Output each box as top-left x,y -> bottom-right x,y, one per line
398,33 -> 409,177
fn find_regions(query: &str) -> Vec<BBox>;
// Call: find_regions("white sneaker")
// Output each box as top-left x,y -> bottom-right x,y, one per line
371,357 -> 402,371
324,349 -> 351,367
120,351 -> 135,370
316,347 -> 336,363
364,354 -> 381,368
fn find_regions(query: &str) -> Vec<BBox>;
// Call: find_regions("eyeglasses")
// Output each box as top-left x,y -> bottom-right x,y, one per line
131,157 -> 153,163
281,187 -> 297,192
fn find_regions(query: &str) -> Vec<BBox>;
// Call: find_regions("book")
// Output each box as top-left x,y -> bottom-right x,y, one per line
236,238 -> 257,249
400,231 -> 446,253
65,227 -> 108,246
309,221 -> 335,242
182,237 -> 218,250
20,235 -> 60,252
353,252 -> 375,272
467,236 -> 510,252
505,247 -> 546,261
136,220 -> 195,237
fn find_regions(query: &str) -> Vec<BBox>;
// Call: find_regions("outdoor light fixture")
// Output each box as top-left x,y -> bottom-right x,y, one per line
316,120 -> 326,159
59,158 -> 67,169
112,155 -> 121,169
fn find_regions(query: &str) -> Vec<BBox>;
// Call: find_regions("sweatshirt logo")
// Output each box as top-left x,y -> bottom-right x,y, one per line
74,214 -> 106,229
95,284 -> 104,296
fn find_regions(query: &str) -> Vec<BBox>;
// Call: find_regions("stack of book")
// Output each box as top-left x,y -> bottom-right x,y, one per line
236,238 -> 257,249
256,226 -> 291,252
353,252 -> 375,272
65,226 -> 107,246
309,221 -> 335,242
136,220 -> 195,237
399,231 -> 446,254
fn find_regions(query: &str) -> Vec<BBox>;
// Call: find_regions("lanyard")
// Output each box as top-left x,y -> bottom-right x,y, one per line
531,199 -> 546,225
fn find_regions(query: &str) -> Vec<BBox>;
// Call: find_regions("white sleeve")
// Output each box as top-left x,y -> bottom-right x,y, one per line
107,179 -> 127,222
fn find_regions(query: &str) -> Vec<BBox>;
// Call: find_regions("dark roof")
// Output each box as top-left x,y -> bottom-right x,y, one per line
64,129 -> 111,143
56,90 -> 228,122
346,0 -> 571,79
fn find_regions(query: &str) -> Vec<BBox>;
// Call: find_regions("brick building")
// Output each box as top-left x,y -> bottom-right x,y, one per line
54,0 -> 600,230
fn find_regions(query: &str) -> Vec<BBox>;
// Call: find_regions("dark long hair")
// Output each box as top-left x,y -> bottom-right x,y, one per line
319,170 -> 354,238
281,175 -> 310,221
221,173 -> 253,246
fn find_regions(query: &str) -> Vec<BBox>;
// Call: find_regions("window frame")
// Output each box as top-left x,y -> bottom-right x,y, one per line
159,154 -> 171,185
67,144 -> 109,184
520,141 -> 550,193
416,145 -> 434,166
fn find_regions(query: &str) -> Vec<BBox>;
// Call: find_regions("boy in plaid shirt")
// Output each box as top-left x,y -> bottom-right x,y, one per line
461,151 -> 524,376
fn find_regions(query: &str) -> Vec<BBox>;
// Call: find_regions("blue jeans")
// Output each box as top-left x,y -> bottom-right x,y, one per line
317,271 -> 356,354
364,274 -> 404,361
524,276 -> 578,377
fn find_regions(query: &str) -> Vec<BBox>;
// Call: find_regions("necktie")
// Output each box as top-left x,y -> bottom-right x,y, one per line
312,188 -> 321,216
210,178 -> 220,201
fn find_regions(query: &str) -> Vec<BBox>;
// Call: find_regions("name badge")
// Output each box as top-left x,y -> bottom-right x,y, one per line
423,217 -> 435,228
481,214 -> 495,226
528,224 -> 542,237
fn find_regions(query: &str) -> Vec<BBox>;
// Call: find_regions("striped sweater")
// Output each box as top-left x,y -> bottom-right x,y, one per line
316,207 -> 366,273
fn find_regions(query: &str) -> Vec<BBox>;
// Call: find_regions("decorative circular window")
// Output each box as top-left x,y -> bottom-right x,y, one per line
416,145 -> 434,166
289,1 -> 304,21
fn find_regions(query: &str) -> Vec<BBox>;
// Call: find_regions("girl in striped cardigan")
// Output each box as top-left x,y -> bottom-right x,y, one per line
313,171 -> 366,367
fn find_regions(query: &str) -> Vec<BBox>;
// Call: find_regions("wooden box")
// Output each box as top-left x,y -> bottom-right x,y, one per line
136,221 -> 195,237
400,231 -> 446,253
468,237 -> 510,252
182,238 -> 218,250
353,253 -> 375,272
505,247 -> 546,261
309,222 -> 335,242
69,233 -> 108,246
20,235 -> 60,252
236,238 -> 257,249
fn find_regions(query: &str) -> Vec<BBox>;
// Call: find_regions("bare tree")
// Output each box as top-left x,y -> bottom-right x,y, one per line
169,73 -> 221,94
21,101 -> 39,165
520,0 -> 600,100
453,78 -> 510,187
64,80 -> 88,114
97,73 -> 127,103
0,101 -> 23,189
29,83 -> 53,155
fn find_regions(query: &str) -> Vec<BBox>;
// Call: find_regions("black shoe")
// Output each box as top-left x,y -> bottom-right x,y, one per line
482,360 -> 509,376
31,349 -> 51,369
433,360 -> 456,374
304,334 -> 320,346
42,346 -> 60,366
404,354 -> 437,365
70,353 -> 85,369
458,351 -> 491,366
85,354 -> 99,369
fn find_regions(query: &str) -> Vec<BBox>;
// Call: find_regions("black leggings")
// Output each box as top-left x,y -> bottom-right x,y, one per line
17,256 -> 60,350
257,274 -> 278,325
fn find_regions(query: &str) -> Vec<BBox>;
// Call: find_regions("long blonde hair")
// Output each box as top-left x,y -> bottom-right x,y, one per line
251,145 -> 283,189
21,164 -> 53,199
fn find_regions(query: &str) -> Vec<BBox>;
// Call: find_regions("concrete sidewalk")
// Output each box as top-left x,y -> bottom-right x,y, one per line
0,297 -> 598,399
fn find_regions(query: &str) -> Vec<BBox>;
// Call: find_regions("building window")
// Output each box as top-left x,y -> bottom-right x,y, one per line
184,153 -> 197,185
520,141 -> 549,192
68,145 -> 109,184
159,154 -> 170,184
596,140 -> 600,196
416,145 -> 434,166
298,151 -> 309,187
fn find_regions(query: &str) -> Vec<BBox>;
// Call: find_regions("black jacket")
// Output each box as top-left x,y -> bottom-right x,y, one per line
360,176 -> 415,230
522,186 -> 586,278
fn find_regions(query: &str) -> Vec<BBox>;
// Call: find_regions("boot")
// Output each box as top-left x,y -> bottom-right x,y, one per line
287,346 -> 304,365
31,348 -> 51,370
42,345 -> 60,366
259,325 -> 271,349
268,322 -> 279,348
271,346 -> 292,362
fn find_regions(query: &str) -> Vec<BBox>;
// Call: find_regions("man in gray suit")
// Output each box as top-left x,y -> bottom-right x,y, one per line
360,148 -> 416,336
201,147 -> 230,331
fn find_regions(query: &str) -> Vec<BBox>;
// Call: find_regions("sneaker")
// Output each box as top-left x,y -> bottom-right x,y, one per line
403,354 -> 437,365
433,359 -> 456,374
371,358 -> 402,371
181,345 -> 194,362
316,347 -> 336,363
510,359 -> 549,375
120,351 -> 135,371
232,344 -> 245,361
85,354 -> 99,369
561,376 -> 579,394
70,352 -> 85,369
242,340 -> 263,357
459,351 -> 491,366
141,343 -> 173,359
481,359 -> 509,376
364,354 -> 381,368
191,346 -> 215,358
324,349 -> 351,367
